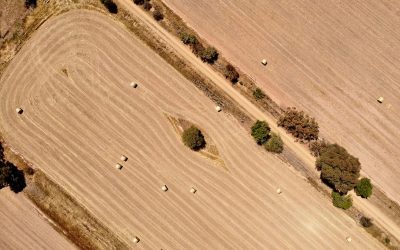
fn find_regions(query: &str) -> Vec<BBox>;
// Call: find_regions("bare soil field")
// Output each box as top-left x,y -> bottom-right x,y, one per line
163,0 -> 400,204
0,189 -> 76,250
0,9 -> 384,249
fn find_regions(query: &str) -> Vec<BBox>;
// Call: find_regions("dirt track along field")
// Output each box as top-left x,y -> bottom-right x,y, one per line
0,189 -> 75,250
0,9 -> 384,249
162,0 -> 400,205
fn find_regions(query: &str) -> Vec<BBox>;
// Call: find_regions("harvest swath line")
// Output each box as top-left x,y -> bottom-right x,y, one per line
0,9 -> 384,249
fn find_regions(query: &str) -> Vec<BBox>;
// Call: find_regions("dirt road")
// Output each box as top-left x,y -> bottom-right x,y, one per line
0,9 -> 384,249
121,0 -> 400,241
163,0 -> 400,205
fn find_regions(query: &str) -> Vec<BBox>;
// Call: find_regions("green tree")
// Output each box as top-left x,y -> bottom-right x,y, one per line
253,88 -> 265,100
180,32 -> 198,45
224,64 -> 239,83
264,133 -> 284,153
360,216 -> 373,228
182,126 -> 206,151
317,144 -> 361,193
153,9 -> 164,21
332,191 -> 352,210
101,0 -> 118,13
355,178 -> 373,198
251,120 -> 270,145
200,47 -> 218,63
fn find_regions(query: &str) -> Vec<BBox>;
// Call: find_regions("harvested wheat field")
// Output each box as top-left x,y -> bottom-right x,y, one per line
0,189 -> 75,249
0,10 -> 383,249
163,0 -> 400,204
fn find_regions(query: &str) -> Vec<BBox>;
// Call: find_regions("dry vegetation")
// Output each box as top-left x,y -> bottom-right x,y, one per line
25,170 -> 128,250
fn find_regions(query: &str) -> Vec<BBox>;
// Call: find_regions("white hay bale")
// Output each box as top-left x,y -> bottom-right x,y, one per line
133,236 -> 140,243
276,188 -> 282,194
261,59 -> 267,65
115,163 -> 123,170
346,236 -> 352,242
161,185 -> 168,192
16,108 -> 23,114
190,187 -> 197,194
215,106 -> 222,112
130,82 -> 138,88
377,97 -> 384,103
120,155 -> 128,162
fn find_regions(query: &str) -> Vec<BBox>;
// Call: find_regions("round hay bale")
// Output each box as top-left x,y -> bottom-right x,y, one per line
133,236 -> 140,243
276,188 -> 282,194
120,155 -> 128,162
261,59 -> 267,65
161,185 -> 168,192
115,164 -> 123,170
190,187 -> 197,194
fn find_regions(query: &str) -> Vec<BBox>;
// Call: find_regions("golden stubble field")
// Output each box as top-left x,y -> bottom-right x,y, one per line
163,0 -> 400,204
0,9 -> 383,249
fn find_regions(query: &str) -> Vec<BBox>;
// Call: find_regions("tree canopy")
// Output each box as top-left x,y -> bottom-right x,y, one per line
316,144 -> 361,193
182,126 -> 206,151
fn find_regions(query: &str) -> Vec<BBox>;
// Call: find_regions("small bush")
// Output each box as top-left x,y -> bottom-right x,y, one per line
25,0 -> 37,8
182,126 -> 205,151
153,9 -> 164,21
143,1 -> 152,11
192,42 -> 205,57
317,144 -> 361,193
332,191 -> 352,210
355,178 -> 373,198
180,32 -> 198,45
251,120 -> 270,145
360,216 -> 373,228
264,133 -> 283,153
200,47 -> 218,64
133,0 -> 144,5
278,107 -> 319,141
224,64 -> 239,83
25,166 -> 35,176
101,0 -> 118,13
253,88 -> 265,100
309,139 -> 330,157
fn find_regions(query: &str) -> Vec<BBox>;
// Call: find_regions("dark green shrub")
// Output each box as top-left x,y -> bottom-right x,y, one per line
360,216 -> 373,228
253,88 -> 265,100
264,133 -> 283,153
278,107 -> 319,141
101,0 -> 118,13
25,0 -> 37,8
251,120 -> 270,145
317,144 -> 361,194
133,0 -> 144,5
0,162 -> 26,193
355,178 -> 373,198
180,32 -> 198,45
224,64 -> 239,83
332,191 -> 352,210
143,1 -> 152,11
200,47 -> 218,63
153,9 -> 164,21
182,126 -> 206,151
192,42 -> 205,57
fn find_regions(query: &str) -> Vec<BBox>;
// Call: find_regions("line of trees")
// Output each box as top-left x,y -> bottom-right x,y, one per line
251,120 -> 283,153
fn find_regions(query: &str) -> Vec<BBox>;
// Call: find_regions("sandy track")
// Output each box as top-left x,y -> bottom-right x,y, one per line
163,0 -> 400,205
0,10 -> 382,249
0,189 -> 75,250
